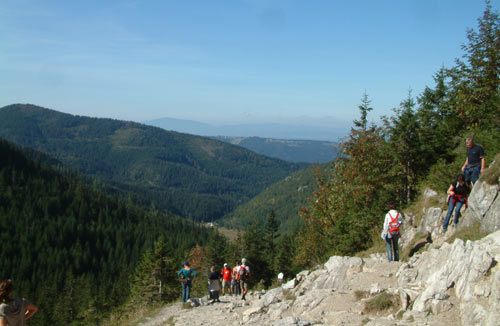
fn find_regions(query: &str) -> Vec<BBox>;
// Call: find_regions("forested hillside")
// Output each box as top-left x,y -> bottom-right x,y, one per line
221,163 -> 329,234
0,105 -> 307,221
213,136 -> 339,163
0,138 -> 212,325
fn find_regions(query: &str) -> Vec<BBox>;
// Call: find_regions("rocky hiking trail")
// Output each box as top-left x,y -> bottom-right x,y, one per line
137,233 -> 499,326
136,176 -> 500,326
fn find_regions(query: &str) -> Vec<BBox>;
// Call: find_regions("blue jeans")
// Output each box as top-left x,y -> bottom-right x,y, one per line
385,235 -> 399,262
182,281 -> 192,302
464,166 -> 481,186
443,197 -> 466,231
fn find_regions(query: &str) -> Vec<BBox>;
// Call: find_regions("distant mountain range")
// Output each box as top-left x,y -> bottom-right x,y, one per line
213,136 -> 339,163
0,104 -> 307,221
143,117 -> 347,141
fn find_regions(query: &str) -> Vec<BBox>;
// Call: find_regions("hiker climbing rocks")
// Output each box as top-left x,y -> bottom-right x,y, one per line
442,174 -> 470,233
381,203 -> 402,262
208,266 -> 222,304
0,279 -> 38,326
221,263 -> 232,295
177,261 -> 197,303
237,258 -> 251,300
462,137 -> 485,187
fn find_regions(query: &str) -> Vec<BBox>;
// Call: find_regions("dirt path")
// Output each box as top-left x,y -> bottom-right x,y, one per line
137,293 -> 254,326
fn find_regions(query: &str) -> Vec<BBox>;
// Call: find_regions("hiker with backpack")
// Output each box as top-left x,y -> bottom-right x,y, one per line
177,261 -> 197,303
237,258 -> 251,300
232,261 -> 241,296
442,174 -> 470,233
381,203 -> 403,262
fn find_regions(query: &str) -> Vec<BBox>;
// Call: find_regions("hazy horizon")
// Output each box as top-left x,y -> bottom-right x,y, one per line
1,1 -> 498,127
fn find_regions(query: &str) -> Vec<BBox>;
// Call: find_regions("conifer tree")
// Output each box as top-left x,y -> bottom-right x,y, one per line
385,90 -> 424,204
264,210 -> 279,273
447,1 -> 500,128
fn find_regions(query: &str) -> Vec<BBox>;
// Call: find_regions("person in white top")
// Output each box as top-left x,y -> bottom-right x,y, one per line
381,203 -> 403,262
237,258 -> 251,300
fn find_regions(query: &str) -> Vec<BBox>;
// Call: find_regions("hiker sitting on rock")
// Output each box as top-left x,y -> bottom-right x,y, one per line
442,174 -> 470,233
381,203 -> 402,262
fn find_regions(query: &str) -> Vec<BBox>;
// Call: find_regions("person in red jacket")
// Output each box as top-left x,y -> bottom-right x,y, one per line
221,263 -> 232,295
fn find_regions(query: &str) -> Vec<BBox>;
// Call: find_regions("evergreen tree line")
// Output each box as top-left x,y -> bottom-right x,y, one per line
294,2 -> 500,267
0,139 -> 212,325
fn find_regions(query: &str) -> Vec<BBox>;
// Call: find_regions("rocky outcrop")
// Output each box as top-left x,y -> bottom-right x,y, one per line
461,179 -> 500,233
235,231 -> 500,326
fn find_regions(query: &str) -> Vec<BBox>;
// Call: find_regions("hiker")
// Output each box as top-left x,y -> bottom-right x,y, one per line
277,272 -> 284,284
0,279 -> 38,326
381,203 -> 403,262
221,263 -> 232,295
237,258 -> 251,300
177,261 -> 197,303
208,266 -> 222,303
232,261 -> 240,296
442,174 -> 470,233
462,137 -> 485,187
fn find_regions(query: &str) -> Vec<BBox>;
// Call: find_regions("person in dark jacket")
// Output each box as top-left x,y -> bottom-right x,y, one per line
462,138 -> 485,187
208,266 -> 222,303
442,174 -> 470,232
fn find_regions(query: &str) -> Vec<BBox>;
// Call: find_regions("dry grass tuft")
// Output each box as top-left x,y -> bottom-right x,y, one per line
446,222 -> 485,244
363,292 -> 399,314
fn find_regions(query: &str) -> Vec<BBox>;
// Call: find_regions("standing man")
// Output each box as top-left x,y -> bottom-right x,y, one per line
221,263 -> 232,295
237,258 -> 251,300
462,137 -> 486,187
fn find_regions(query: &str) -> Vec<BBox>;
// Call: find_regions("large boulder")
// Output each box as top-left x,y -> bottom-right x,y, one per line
461,179 -> 499,228
480,194 -> 500,233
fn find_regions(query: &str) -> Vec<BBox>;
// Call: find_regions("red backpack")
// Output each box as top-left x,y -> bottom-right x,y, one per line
238,265 -> 248,281
388,213 -> 400,235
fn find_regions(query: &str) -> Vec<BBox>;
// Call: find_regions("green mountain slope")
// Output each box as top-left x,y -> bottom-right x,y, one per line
0,137 -> 211,325
0,104 -> 307,221
213,136 -> 339,163
220,163 -> 329,234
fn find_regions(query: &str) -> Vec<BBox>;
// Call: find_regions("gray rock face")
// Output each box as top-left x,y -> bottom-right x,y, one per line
480,193 -> 500,233
469,181 -> 498,218
461,179 -> 499,229
424,188 -> 438,199
419,207 -> 443,233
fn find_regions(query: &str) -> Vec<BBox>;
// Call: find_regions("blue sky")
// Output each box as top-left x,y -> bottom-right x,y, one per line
1,0 -> 498,129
